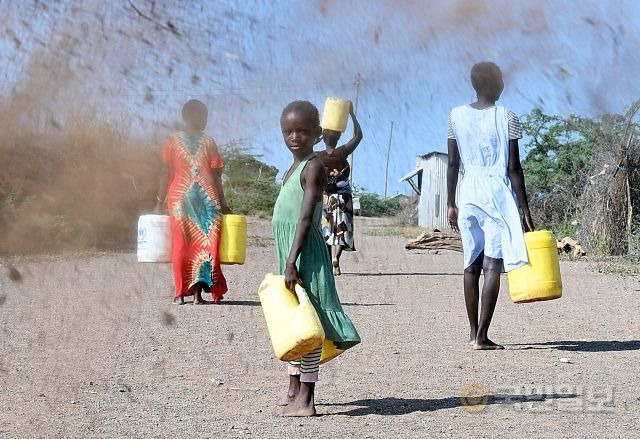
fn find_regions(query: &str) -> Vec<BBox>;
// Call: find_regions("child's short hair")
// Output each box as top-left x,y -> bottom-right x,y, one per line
182,99 -> 207,117
470,62 -> 502,93
281,100 -> 320,127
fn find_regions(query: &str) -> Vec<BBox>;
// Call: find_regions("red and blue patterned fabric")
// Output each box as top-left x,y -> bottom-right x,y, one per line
163,131 -> 227,300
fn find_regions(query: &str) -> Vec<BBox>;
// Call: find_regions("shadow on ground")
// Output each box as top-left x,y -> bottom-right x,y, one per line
511,340 -> 640,352
343,272 -> 459,277
222,300 -> 262,306
221,300 -> 394,307
320,393 -> 577,416
342,302 -> 395,307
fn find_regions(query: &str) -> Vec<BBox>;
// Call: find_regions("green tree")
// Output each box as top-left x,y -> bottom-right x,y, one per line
219,140 -> 280,217
521,108 -> 626,236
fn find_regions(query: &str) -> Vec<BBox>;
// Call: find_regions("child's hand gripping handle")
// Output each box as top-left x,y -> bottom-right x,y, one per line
448,206 -> 460,234
293,283 -> 310,305
284,262 -> 303,292
523,211 -> 535,233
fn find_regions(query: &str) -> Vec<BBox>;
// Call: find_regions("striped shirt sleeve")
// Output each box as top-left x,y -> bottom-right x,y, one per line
507,110 -> 522,140
447,114 -> 455,140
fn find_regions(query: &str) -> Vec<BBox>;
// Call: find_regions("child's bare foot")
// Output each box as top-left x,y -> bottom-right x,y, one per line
281,396 -> 316,417
473,338 -> 504,350
469,330 -> 477,345
278,393 -> 297,407
173,297 -> 185,305
281,382 -> 315,417
279,375 -> 300,406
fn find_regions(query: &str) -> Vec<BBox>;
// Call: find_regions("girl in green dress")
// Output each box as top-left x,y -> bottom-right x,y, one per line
273,100 -> 361,417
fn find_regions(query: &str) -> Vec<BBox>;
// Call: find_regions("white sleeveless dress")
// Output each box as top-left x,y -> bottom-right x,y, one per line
448,105 -> 528,272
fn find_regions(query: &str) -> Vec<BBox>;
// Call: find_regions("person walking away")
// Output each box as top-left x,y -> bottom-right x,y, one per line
447,62 -> 534,350
317,103 -> 363,276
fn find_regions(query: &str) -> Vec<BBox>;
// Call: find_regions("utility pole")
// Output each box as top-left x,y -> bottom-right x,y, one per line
349,73 -> 360,187
384,121 -> 394,200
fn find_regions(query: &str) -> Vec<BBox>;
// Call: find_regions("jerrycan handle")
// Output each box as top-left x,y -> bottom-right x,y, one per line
293,283 -> 311,305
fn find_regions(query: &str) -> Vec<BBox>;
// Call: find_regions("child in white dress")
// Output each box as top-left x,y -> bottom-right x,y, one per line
447,62 -> 534,350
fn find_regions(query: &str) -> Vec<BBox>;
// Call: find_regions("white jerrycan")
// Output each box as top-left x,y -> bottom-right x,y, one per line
137,215 -> 171,262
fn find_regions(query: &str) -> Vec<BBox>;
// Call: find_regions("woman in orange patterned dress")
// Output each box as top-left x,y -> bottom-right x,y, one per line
156,99 -> 231,304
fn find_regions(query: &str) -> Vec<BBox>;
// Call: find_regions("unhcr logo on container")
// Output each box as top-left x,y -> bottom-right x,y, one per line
138,225 -> 147,244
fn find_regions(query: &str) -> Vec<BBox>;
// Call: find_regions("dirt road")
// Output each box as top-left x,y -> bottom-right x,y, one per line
1,217 -> 639,438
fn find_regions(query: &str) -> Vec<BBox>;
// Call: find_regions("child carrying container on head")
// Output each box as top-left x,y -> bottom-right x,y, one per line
446,62 -> 535,350
272,100 -> 360,416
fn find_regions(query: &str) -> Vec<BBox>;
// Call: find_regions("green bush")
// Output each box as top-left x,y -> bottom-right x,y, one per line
548,220 -> 578,240
220,142 -> 280,217
356,191 -> 401,217
520,109 -> 616,228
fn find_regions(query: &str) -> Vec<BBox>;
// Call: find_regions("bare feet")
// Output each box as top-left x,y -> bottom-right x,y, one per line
278,392 -> 298,407
473,338 -> 505,350
281,396 -> 316,417
281,382 -> 316,417
193,288 -> 212,305
173,297 -> 185,305
278,396 -> 294,407
279,375 -> 300,406
332,259 -> 341,276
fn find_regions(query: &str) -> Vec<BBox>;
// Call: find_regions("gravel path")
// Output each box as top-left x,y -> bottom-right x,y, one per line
1,217 -> 639,438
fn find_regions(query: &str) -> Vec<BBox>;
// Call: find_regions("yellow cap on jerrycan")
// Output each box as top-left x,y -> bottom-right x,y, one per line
507,230 -> 563,303
321,97 -> 351,132
219,214 -> 247,265
258,274 -> 325,361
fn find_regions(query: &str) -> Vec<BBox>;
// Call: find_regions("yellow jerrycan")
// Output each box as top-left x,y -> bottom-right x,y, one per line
507,230 -> 563,303
258,274 -> 325,361
320,339 -> 345,364
219,214 -> 247,265
321,97 -> 351,133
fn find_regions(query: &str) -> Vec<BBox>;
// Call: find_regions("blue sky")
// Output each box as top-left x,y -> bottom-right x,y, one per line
2,0 -> 640,195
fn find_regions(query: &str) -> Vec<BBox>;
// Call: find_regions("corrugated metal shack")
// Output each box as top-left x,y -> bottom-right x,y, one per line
400,152 -> 460,230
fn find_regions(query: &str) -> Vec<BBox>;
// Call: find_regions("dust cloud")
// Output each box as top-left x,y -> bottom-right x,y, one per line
0,53 -> 159,255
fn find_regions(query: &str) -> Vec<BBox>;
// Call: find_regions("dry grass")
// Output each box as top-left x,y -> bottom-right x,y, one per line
365,225 -> 426,239
590,256 -> 640,276
577,102 -> 640,256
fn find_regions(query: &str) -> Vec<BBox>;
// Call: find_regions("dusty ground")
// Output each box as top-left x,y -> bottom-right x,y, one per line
1,217 -> 639,438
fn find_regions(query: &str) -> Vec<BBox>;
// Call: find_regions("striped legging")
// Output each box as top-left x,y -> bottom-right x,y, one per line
287,346 -> 322,383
